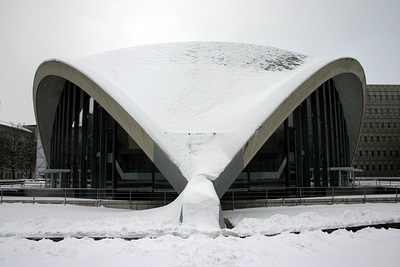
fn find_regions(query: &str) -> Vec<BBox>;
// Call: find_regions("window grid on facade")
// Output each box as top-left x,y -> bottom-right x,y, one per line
354,85 -> 400,177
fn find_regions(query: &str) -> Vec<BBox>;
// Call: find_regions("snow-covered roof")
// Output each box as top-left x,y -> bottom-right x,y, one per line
33,42 -> 366,196
0,120 -> 33,133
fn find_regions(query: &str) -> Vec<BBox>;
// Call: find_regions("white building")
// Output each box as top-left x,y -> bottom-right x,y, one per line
33,42 -> 365,227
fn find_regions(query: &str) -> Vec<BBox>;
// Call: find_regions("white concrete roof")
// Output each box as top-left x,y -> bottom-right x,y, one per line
33,42 -> 366,195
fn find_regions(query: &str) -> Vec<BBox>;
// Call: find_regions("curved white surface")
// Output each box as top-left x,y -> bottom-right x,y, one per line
33,42 -> 366,195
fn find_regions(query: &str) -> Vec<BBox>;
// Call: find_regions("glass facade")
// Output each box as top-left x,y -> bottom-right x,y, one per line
230,79 -> 351,190
48,81 -> 172,191
47,78 -> 351,193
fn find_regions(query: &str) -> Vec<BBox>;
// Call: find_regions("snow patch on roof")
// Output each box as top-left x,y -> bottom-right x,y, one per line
83,42 -> 307,72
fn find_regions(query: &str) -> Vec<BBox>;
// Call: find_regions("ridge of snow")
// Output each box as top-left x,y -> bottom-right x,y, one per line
1,202 -> 400,238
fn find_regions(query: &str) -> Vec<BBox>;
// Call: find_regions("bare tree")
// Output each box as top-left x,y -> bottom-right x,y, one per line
0,124 -> 36,179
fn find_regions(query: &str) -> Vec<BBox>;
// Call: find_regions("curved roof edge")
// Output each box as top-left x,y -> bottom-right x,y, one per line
34,59 -> 151,160
214,57 -> 366,196
33,60 -> 188,192
244,57 -> 366,164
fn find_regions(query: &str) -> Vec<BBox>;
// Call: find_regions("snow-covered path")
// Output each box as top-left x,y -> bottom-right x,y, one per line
2,228 -> 400,267
1,203 -> 400,266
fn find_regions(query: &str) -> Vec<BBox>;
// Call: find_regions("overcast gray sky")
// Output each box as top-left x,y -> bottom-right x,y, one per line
1,0 -> 399,125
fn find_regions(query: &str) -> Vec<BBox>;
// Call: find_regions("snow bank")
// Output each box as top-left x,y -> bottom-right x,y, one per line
3,228 -> 400,267
224,203 -> 400,236
0,203 -> 179,239
1,202 -> 400,267
1,202 -> 400,238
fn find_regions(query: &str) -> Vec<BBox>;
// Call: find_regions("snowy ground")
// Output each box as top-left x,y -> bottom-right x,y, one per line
1,202 -> 400,266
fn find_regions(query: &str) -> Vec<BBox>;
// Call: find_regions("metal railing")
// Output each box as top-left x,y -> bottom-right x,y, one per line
221,186 -> 399,210
355,177 -> 400,187
0,188 -> 178,210
0,186 -> 398,210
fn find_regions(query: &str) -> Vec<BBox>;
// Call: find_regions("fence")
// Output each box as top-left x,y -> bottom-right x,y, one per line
355,177 -> 400,187
0,186 -> 398,210
220,186 -> 399,210
0,188 -> 178,210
